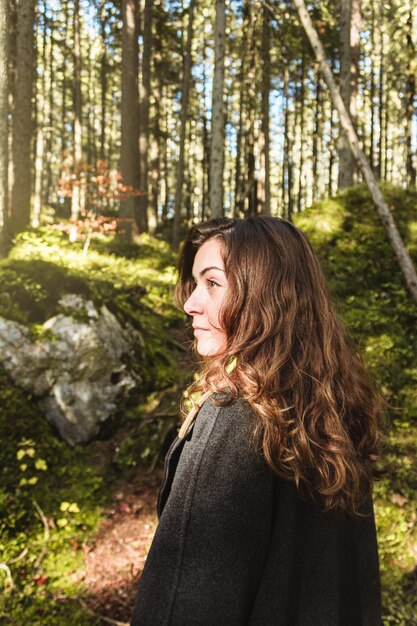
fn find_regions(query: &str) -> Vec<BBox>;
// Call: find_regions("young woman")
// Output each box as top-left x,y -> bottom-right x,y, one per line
131,216 -> 382,626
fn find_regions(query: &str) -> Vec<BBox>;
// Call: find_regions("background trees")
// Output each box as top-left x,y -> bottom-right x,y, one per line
0,0 -> 8,254
0,0 -> 415,238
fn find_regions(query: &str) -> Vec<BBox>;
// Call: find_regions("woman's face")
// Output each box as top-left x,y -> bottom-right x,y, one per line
183,238 -> 228,356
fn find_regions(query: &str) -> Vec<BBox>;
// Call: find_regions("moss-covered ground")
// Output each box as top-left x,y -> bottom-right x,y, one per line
0,184 -> 416,624
296,184 -> 417,625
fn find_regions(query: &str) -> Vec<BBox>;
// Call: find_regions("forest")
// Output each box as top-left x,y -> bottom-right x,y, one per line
0,0 -> 416,624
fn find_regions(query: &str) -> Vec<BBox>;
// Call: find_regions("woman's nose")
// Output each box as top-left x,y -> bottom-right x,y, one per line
184,288 -> 204,316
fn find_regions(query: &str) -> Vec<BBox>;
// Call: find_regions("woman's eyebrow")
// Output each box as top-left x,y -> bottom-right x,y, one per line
192,266 -> 225,279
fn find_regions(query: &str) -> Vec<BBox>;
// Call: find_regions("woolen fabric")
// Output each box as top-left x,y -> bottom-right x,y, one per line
130,397 -> 382,626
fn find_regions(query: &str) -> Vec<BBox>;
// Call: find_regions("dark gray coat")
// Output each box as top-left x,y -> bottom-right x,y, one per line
131,397 -> 381,626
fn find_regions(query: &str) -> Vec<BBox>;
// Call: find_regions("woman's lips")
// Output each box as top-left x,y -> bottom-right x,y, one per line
193,326 -> 209,335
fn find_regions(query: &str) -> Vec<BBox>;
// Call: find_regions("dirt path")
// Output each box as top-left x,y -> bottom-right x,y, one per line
81,471 -> 162,624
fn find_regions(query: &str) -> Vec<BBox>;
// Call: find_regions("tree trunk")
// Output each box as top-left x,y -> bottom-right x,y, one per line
369,0 -> 375,172
172,0 -> 195,249
10,0 -> 36,235
138,0 -> 152,232
297,52 -> 306,213
45,24 -> 54,205
233,33 -> 245,216
282,67 -> 289,215
377,11 -> 385,180
245,3 -> 257,215
33,0 -> 47,228
70,0 -> 82,241
201,41 -> 210,221
292,0 -> 417,302
209,0 -> 226,218
61,2 -> 69,159
99,0 -> 107,163
338,0 -> 354,188
312,66 -> 321,200
150,74 -> 161,229
119,0 -> 140,243
0,0 -> 8,253
259,3 -> 271,215
405,3 -> 416,187
350,0 -> 360,179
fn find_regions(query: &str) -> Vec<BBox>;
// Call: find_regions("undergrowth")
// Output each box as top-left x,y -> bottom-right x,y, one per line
296,183 -> 417,625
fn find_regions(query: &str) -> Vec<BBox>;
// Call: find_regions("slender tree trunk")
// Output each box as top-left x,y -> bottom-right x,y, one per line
138,0 -> 152,232
209,0 -> 226,218
350,0 -> 360,181
338,0 -> 354,188
201,41 -> 210,220
292,0 -> 417,301
172,0 -> 195,249
234,43 -> 245,216
8,0 -> 16,209
150,74 -> 161,228
328,105 -> 337,196
245,3 -> 257,215
70,0 -> 82,241
119,0 -> 140,242
45,24 -> 54,205
377,12 -> 385,180
287,108 -> 294,222
99,0 -> 107,163
282,67 -> 289,215
0,0 -> 8,253
259,3 -> 271,214
33,0 -> 47,228
10,0 -> 36,234
369,0 -> 375,172
163,88 -> 170,221
297,53 -> 306,213
61,2 -> 69,161
312,66 -> 322,199
405,3 -> 416,187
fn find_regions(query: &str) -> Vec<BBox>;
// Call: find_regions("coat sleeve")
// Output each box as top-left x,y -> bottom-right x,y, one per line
130,399 -> 275,626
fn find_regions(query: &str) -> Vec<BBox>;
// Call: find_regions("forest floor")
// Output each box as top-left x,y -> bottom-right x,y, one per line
80,465 -> 161,625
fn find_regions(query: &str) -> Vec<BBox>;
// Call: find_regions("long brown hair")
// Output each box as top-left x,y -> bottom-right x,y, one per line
175,216 -> 382,514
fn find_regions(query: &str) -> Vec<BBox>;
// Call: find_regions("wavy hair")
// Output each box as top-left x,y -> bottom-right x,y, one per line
175,216 -> 383,514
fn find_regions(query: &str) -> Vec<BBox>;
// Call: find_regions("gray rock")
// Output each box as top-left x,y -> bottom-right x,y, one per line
0,296 -> 141,445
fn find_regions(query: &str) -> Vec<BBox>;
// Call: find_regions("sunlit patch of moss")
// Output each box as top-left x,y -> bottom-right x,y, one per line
296,198 -> 345,245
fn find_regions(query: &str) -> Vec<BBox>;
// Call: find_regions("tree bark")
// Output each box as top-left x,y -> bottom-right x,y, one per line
120,0 -> 140,242
405,3 -> 416,187
70,0 -> 82,241
45,23 -> 54,206
292,0 -> 417,302
10,0 -> 36,235
209,0 -> 226,218
297,52 -> 306,213
138,0 -> 152,232
172,0 -> 195,249
259,3 -> 271,215
312,66 -> 322,200
32,0 -> 47,228
377,11 -> 386,180
0,0 -> 8,253
338,0 -> 354,188
150,74 -> 161,229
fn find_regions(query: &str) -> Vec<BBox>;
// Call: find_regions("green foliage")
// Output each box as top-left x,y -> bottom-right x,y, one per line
295,183 -> 417,421
296,184 -> 417,625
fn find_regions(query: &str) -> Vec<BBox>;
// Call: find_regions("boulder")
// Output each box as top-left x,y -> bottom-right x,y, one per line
0,295 -> 140,445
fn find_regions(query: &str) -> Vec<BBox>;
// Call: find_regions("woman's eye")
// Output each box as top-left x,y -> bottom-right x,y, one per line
207,279 -> 220,288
